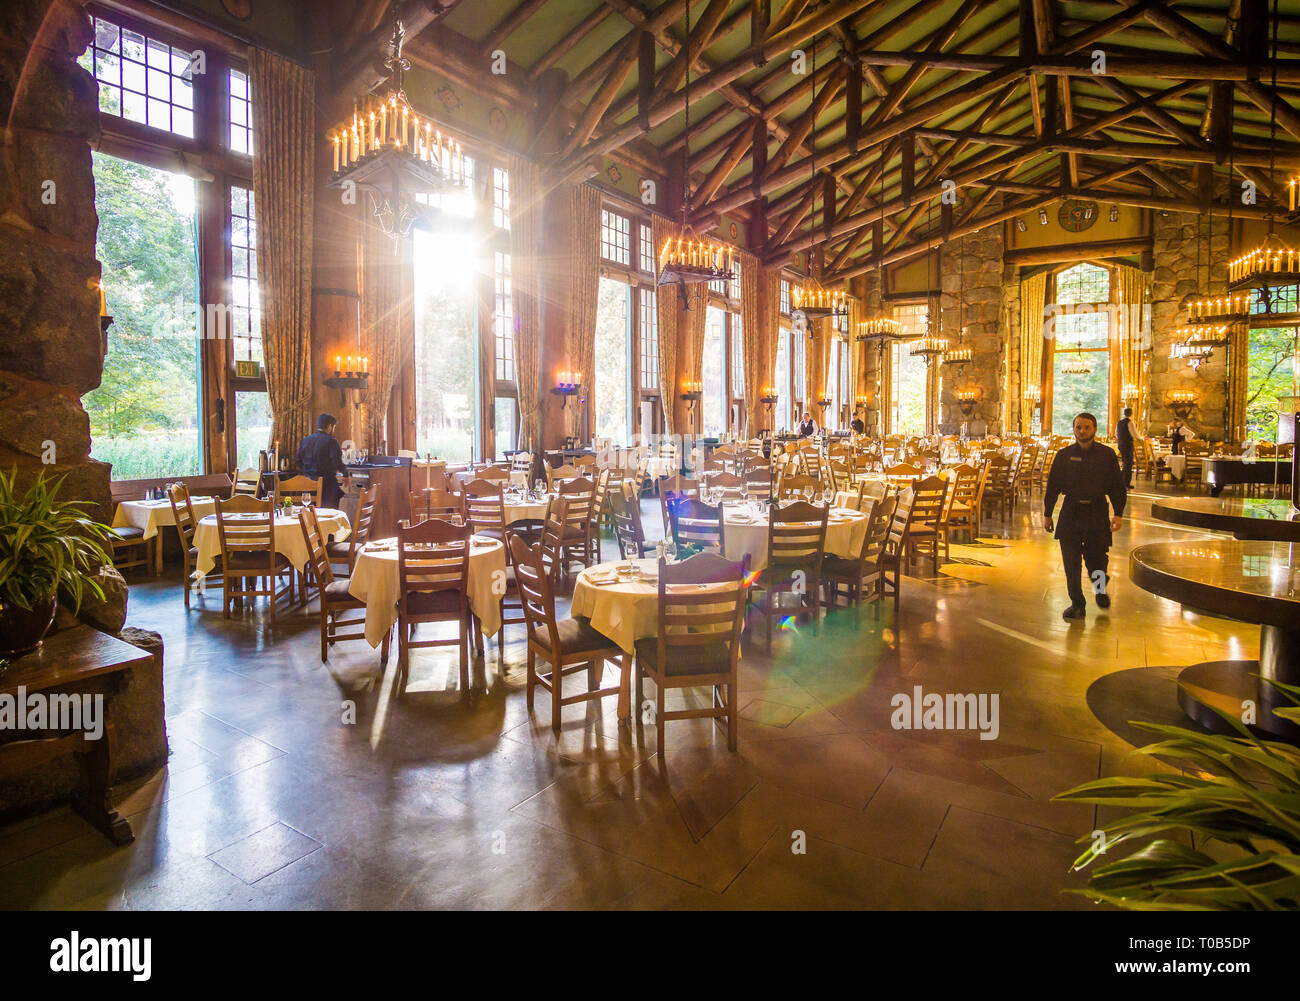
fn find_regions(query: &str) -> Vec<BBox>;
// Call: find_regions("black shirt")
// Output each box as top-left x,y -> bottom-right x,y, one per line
850,418 -> 865,434
1116,417 -> 1134,451
1043,441 -> 1127,541
1170,427 -> 1186,454
295,431 -> 346,483
797,419 -> 817,438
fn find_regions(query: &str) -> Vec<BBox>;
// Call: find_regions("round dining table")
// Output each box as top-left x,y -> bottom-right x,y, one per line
1149,496 -> 1300,542
192,507 -> 351,579
347,535 -> 507,647
113,495 -> 218,573
1130,540 -> 1300,740
721,504 -> 869,571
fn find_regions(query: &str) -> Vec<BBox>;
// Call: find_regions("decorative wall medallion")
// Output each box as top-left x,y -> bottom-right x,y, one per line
488,107 -> 507,133
437,86 -> 461,111
729,221 -> 738,240
1057,198 -> 1098,233
221,0 -> 253,20
606,162 -> 622,184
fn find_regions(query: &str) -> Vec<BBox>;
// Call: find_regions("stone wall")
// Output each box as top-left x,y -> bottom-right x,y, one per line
938,200 -> 1009,436
1149,211 -> 1231,440
0,0 -> 109,515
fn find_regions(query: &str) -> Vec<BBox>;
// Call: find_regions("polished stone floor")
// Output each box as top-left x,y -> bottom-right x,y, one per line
0,482 -> 1260,909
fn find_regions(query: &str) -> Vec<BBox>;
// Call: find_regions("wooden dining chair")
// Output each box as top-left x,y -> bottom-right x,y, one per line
775,472 -> 822,500
635,551 -> 749,752
299,506 -> 382,663
214,494 -> 293,620
749,500 -> 829,651
904,475 -> 950,574
590,468 -> 612,564
667,496 -> 726,554
231,468 -> 261,498
826,459 -> 853,493
822,497 -> 896,612
476,465 -> 511,484
509,534 -> 626,733
168,482 -> 220,609
556,476 -> 596,578
409,488 -> 462,525
743,465 -> 773,502
980,455 -> 1015,523
273,474 -> 323,507
701,470 -> 745,494
546,463 -> 580,491
327,483 -> 376,575
463,479 -> 507,539
659,475 -> 700,532
395,518 -> 472,698
944,464 -> 982,543
608,486 -> 645,559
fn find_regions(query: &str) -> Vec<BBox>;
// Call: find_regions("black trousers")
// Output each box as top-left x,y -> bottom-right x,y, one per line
1119,445 -> 1134,488
1060,531 -> 1109,606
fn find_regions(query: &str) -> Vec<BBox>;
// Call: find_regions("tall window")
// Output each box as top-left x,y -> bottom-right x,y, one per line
793,331 -> 805,415
82,16 -> 196,137
228,68 -> 253,155
492,166 -> 510,230
703,306 -> 727,437
595,278 -> 631,444
892,304 -> 929,435
638,225 -> 655,274
229,184 -> 260,362
1050,263 -> 1112,435
84,153 -> 201,477
731,318 -> 744,408
639,288 -> 659,390
1246,287 -> 1298,439
413,219 -> 477,461
493,252 -> 514,382
600,209 -> 631,265
775,329 -> 791,431
780,279 -> 791,315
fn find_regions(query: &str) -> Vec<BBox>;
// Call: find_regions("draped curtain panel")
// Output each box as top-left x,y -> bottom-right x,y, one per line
566,182 -> 601,441
682,289 -> 707,434
760,266 -> 782,417
1018,271 -> 1047,433
250,48 -> 315,452
1116,264 -> 1151,431
740,252 -> 762,435
848,296 -> 862,413
1227,325 -> 1248,442
651,216 -> 678,436
509,154 -> 541,451
359,223 -> 410,452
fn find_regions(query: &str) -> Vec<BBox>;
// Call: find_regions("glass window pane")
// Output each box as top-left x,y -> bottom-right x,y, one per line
595,277 -> 630,444
235,391 -> 272,471
702,306 -> 725,437
1051,349 -> 1110,436
1245,326 -> 1297,440
414,221 -> 478,461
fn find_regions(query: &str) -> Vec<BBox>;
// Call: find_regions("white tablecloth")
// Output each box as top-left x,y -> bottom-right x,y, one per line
192,508 -> 350,578
113,496 -> 217,540
722,506 -> 868,571
347,536 -> 507,647
570,559 -> 661,655
503,495 -> 552,524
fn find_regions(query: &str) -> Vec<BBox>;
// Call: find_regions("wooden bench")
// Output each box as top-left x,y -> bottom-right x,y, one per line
0,626 -> 152,844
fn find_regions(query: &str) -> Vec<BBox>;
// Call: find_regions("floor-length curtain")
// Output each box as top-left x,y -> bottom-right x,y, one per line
651,217 -> 678,436
510,154 -> 541,451
250,48 -> 315,452
1018,271 -> 1047,433
359,223 -> 411,452
760,267 -> 782,429
566,183 -> 600,441
1115,264 -> 1150,435
847,296 -> 862,417
682,289 -> 707,435
740,253 -> 763,435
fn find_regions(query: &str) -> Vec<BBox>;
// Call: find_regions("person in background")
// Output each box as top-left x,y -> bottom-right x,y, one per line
1115,406 -> 1142,489
1167,419 -> 1194,455
1044,412 -> 1127,622
797,411 -> 819,438
296,413 -> 349,508
850,408 -> 866,435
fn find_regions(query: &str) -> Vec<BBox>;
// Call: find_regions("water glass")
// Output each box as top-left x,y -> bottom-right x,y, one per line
301,492 -> 312,509
663,538 -> 678,563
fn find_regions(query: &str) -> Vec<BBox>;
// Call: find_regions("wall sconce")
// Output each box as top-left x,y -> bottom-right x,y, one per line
1023,383 -> 1041,404
680,379 -> 703,419
1015,218 -> 1027,233
1166,389 -> 1198,420
1108,204 -> 1119,222
1121,382 -> 1139,401
324,353 -> 370,410
815,394 -> 833,411
1038,208 -> 1049,225
551,370 -> 582,409
955,387 -> 982,420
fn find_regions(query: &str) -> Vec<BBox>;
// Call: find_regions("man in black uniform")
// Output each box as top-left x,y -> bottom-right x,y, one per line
295,413 -> 349,508
1044,412 -> 1127,621
1115,406 -> 1139,489
850,408 -> 866,434
797,411 -> 819,438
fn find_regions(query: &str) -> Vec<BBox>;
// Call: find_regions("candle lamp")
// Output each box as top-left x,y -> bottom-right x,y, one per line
954,387 -> 981,420
657,235 -> 736,308
550,370 -> 582,409
792,282 -> 849,322
324,348 -> 370,410
1166,389 -> 1199,420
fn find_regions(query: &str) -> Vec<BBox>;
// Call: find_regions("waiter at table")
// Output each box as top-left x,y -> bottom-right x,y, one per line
295,413 -> 349,508
797,411 -> 819,438
1044,411 -> 1127,622
1115,406 -> 1141,489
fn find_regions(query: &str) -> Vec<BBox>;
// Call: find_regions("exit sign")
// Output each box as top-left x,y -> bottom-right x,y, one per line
235,359 -> 261,379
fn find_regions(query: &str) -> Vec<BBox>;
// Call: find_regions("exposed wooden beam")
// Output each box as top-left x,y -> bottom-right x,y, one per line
528,4 -> 614,79
694,125 -> 754,208
1004,238 -> 1154,267
334,0 -> 463,98
479,0 -> 548,56
560,34 -> 638,158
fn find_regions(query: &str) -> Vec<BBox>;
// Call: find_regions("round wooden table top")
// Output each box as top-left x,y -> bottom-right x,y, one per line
1149,496 -> 1300,541
1129,540 -> 1300,630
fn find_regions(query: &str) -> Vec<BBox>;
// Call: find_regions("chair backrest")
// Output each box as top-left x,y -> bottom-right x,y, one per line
572,454 -> 598,471
477,465 -> 511,483
410,488 -> 462,525
608,488 -> 645,559
983,455 -> 1014,494
351,484 -> 377,552
826,459 -> 852,491
884,462 -> 922,488
776,473 -> 822,500
947,463 -> 980,513
397,517 -> 470,611
909,474 -> 949,531
547,464 -> 580,488
274,474 -> 323,506
463,479 -> 506,535
660,474 -> 700,497
509,534 -> 562,654
167,482 -> 198,546
799,449 -> 824,479
767,500 -> 829,572
886,487 -> 917,555
668,497 -> 726,553
539,495 -> 567,575
510,451 -> 533,473
298,506 -> 336,588
214,494 -> 275,569
857,495 -> 897,565
1183,439 -> 1210,456
702,470 -> 744,491
231,468 -> 260,498
558,476 -> 595,526
653,552 -> 748,673
591,468 -> 612,522
744,466 -> 773,500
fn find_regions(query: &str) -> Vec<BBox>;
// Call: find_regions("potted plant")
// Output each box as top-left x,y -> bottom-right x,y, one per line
0,469 -> 117,657
1056,679 -> 1300,909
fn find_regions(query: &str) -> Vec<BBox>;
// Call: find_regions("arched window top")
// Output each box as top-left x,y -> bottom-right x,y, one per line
1055,262 -> 1111,306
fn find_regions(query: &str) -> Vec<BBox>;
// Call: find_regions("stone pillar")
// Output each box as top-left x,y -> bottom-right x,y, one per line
938,201 -> 1007,437
0,1 -> 110,515
1149,211 -> 1230,439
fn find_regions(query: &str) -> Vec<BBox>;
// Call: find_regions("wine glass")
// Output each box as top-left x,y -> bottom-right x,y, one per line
662,537 -> 678,564
301,492 -> 312,510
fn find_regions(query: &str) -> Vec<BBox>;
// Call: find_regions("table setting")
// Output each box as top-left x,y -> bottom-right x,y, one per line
192,506 -> 351,579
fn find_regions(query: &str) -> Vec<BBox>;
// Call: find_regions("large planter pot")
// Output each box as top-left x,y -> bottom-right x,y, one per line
0,595 -> 57,658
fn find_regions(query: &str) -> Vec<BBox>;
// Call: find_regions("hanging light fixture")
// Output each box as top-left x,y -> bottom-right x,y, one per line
943,231 -> 972,368
326,10 -> 466,239
855,141 -> 898,340
911,208 -> 947,363
1060,350 -> 1094,376
656,3 -> 734,307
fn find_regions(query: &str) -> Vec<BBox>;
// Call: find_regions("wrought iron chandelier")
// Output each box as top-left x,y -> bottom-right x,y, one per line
327,11 -> 465,239
1060,347 -> 1094,375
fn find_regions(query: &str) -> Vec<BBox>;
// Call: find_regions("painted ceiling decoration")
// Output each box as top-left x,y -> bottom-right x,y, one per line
331,0 -> 1300,280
